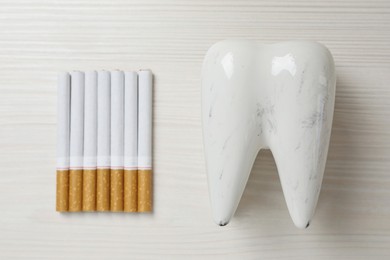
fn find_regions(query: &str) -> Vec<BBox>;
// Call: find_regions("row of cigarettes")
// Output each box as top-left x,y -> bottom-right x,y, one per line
56,70 -> 152,212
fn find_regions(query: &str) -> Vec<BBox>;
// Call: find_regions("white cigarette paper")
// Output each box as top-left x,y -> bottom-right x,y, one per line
70,71 -> 85,169
138,70 -> 153,169
111,71 -> 125,169
97,71 -> 111,168
57,72 -> 71,169
124,71 -> 138,169
84,71 -> 98,169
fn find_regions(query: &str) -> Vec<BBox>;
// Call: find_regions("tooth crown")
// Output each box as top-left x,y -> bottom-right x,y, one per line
202,40 -> 336,228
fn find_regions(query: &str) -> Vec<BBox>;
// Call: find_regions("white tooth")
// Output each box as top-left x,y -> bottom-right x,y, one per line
202,40 -> 336,228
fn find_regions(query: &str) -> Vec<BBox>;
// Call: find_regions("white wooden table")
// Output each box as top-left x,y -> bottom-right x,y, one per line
0,0 -> 389,259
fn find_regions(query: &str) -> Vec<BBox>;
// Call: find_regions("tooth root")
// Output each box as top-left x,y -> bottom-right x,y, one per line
202,95 -> 261,225
205,130 -> 260,226
202,41 -> 260,225
271,119 -> 332,228
270,72 -> 335,229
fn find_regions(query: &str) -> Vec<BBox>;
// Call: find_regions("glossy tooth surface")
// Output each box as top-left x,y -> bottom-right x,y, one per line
202,40 -> 336,228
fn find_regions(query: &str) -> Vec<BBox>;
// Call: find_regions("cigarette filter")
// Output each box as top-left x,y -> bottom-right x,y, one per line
97,71 -> 111,211
69,71 -> 85,212
138,70 -> 153,212
97,169 -> 110,211
124,71 -> 138,212
110,71 -> 124,212
83,71 -> 98,211
56,72 -> 71,212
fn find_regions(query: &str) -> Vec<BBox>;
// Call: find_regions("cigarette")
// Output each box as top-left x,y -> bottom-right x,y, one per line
124,71 -> 138,212
138,70 -> 153,212
83,71 -> 97,211
96,71 -> 111,211
56,72 -> 71,212
110,71 -> 124,212
69,71 -> 85,212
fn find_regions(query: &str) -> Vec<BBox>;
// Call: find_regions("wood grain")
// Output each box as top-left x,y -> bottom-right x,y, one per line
0,0 -> 389,259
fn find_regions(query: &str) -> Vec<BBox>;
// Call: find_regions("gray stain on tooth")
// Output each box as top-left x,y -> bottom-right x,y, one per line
219,169 -> 224,180
292,181 -> 299,191
222,135 -> 232,150
302,112 -> 322,129
298,66 -> 306,94
209,83 -> 214,93
267,118 -> 276,133
256,102 -> 264,118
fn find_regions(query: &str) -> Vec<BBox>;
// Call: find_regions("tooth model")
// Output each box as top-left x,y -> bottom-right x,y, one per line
201,40 -> 336,228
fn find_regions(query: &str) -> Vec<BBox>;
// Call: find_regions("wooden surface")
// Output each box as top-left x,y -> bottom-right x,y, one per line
0,0 -> 389,259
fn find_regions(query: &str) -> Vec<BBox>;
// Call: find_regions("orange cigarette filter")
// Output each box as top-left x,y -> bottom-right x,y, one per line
124,169 -> 138,212
96,169 -> 110,211
82,169 -> 96,211
110,169 -> 124,211
69,169 -> 83,212
138,169 -> 152,212
56,170 -> 69,212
